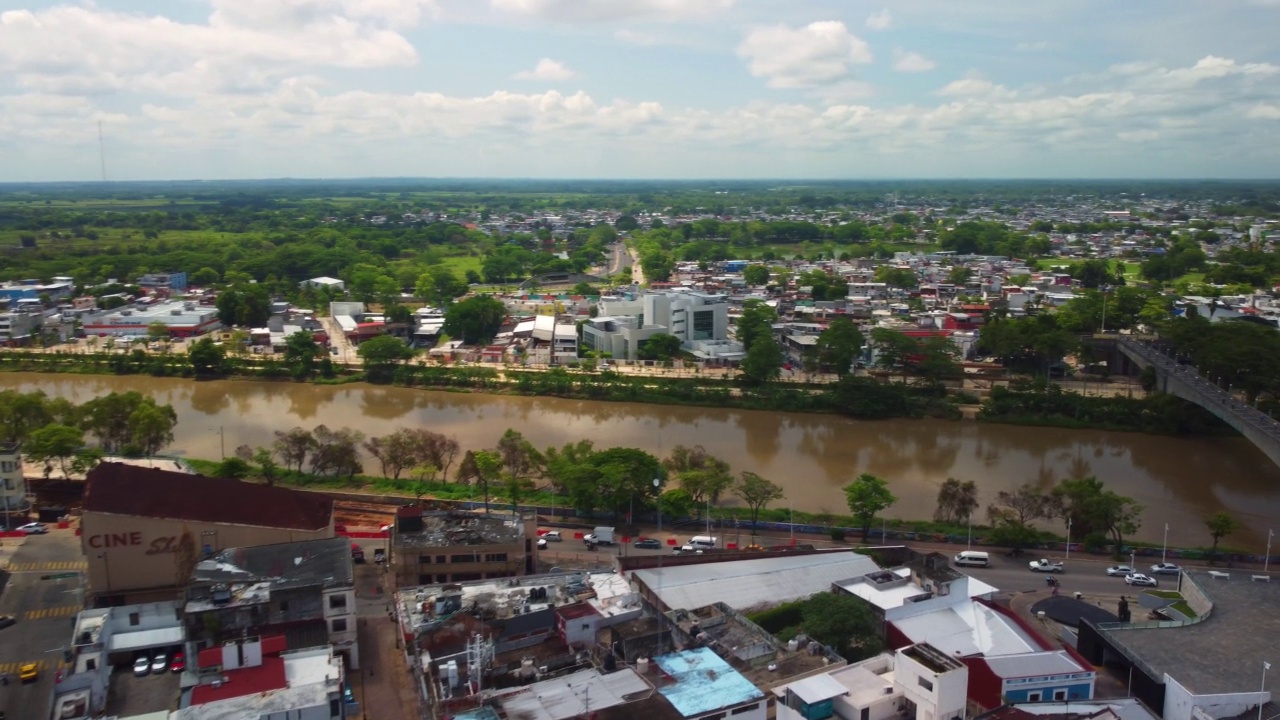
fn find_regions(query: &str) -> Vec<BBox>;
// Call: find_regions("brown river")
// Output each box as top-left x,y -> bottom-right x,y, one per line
2,373 -> 1277,551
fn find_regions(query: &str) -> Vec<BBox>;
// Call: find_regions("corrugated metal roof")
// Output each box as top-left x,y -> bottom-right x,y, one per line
787,672 -> 851,704
108,626 -> 184,652
656,647 -> 763,717
891,601 -> 1040,658
633,552 -> 880,612
983,651 -> 1088,679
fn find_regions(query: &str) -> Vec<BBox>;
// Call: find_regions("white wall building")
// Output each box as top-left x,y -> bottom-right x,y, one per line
0,442 -> 28,519
585,290 -> 738,360
775,644 -> 968,720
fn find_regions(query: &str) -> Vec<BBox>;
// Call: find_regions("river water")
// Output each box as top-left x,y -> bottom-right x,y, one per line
3,373 -> 1277,550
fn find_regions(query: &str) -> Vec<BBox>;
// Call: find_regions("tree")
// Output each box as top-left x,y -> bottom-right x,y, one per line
190,266 -> 220,286
1051,476 -> 1143,554
24,423 -> 84,478
947,267 -> 973,285
358,335 -> 412,381
990,483 -> 1049,526
869,328 -> 918,372
213,457 -> 252,479
79,392 -> 175,453
284,330 -> 322,378
812,317 -> 863,377
364,429 -> 421,480
735,472 -> 784,535
496,428 -> 541,483
736,299 -> 777,352
799,592 -> 883,661
443,295 -> 506,344
188,337 -> 227,376
743,265 -> 770,286
933,478 -> 978,524
843,473 -> 896,543
147,322 -> 170,346
309,425 -> 364,479
129,403 -> 178,456
665,445 -> 733,513
873,266 -> 916,289
274,427 -> 316,473
471,450 -> 503,514
1204,511 -> 1241,565
638,333 -> 683,361
215,284 -> 271,327
740,335 -> 783,384
915,336 -> 962,385
236,445 -> 281,486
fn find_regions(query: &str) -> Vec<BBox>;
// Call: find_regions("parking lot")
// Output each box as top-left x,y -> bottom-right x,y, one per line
104,660 -> 180,717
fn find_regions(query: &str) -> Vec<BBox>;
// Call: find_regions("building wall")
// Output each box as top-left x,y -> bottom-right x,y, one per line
0,444 -> 28,514
82,512 -> 332,598
1162,675 -> 1268,720
393,539 -> 531,588
1002,679 -> 1094,703
896,650 -> 968,720
694,699 -> 767,720
323,587 -> 359,669
832,689 -> 899,720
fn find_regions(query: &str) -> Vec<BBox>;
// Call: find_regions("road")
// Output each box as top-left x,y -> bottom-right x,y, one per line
0,529 -> 86,720
605,241 -> 632,278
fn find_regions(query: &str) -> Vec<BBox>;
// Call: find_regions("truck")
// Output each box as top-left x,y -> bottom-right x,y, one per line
1028,558 -> 1064,573
584,526 -> 615,546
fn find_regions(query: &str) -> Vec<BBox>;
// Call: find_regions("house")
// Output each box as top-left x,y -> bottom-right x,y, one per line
302,276 -> 346,292
774,644 -> 968,720
174,638 -> 349,720
388,507 -> 536,588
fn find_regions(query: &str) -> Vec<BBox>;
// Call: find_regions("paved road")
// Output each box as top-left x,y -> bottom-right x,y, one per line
0,529 -> 85,720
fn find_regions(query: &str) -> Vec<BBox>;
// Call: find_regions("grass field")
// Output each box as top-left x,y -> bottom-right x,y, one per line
1036,258 -> 1144,281
750,241 -> 939,259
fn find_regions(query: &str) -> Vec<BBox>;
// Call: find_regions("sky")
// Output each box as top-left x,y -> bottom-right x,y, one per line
2,0 -> 1280,182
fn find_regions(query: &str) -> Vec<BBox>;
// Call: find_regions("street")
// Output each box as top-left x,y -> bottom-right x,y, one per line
0,529 -> 86,720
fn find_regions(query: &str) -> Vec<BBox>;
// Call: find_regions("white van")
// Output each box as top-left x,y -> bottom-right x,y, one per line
688,536 -> 718,549
953,551 -> 990,567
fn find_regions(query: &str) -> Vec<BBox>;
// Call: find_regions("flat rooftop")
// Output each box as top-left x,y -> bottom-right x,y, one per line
186,537 -> 353,613
655,647 -> 764,717
1099,571 -> 1280,695
393,510 -> 525,548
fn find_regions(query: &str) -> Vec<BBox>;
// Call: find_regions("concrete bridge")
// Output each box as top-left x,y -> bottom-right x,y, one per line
1110,336 -> 1280,468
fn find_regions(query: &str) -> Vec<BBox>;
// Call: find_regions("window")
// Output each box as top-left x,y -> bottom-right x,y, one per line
452,572 -> 481,582
331,618 -> 348,633
436,555 -> 446,564
1053,690 -> 1067,701
702,714 -> 726,720
450,554 -> 475,564
917,677 -> 933,692
418,574 -> 431,585
732,704 -> 760,715
419,555 -> 432,564
330,698 -> 340,717
484,553 -> 508,563
280,601 -> 289,612
128,612 -> 140,626
329,594 -> 348,610
692,310 -> 714,340
1028,692 -> 1042,703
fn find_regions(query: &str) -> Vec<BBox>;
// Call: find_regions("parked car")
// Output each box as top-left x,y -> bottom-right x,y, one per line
17,523 -> 48,535
536,538 -> 548,550
633,538 -> 661,550
1150,563 -> 1182,576
170,652 -> 185,673
1106,565 -> 1134,577
373,548 -> 386,564
0,615 -> 15,630
151,653 -> 168,674
1125,573 -> 1158,587
19,663 -> 37,683
133,655 -> 151,677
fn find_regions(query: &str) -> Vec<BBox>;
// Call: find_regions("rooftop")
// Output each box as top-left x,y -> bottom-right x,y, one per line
178,647 -> 343,720
84,462 -> 333,531
186,537 -> 353,613
392,509 -> 526,549
487,667 -> 654,720
1098,571 -> 1280,696
891,600 -> 1045,657
631,551 -> 880,612
397,572 -> 599,637
654,647 -> 765,717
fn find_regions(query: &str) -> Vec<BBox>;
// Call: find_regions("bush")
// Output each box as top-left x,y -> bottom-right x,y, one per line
748,600 -> 805,635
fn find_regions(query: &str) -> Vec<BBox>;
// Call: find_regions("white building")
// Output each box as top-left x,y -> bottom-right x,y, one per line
174,640 -> 348,720
775,644 -> 968,720
584,290 -> 739,361
302,276 -> 346,292
82,300 -> 221,338
0,442 -> 28,520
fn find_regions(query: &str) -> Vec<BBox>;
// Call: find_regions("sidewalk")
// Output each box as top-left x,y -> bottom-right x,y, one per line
355,616 -> 420,720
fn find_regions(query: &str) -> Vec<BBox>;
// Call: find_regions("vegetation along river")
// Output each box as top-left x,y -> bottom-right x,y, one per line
3,373 -> 1277,551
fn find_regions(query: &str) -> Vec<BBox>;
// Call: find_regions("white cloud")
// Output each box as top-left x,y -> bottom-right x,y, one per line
1246,103 -> 1280,119
865,9 -> 892,31
893,49 -> 935,73
489,0 -> 732,22
737,21 -> 872,89
937,77 -> 1015,100
513,58 -> 577,81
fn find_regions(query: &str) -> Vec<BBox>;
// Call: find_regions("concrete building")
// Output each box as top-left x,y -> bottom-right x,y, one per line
52,601 -> 187,720
0,441 -> 29,521
0,278 -> 74,302
1077,571 -> 1279,720
652,647 -> 768,720
174,637 -> 349,720
184,537 -> 359,668
585,290 -> 739,361
774,644 -> 969,720
137,271 -> 188,292
302,276 -> 346,292
81,462 -> 335,604
0,308 -> 41,344
389,507 -> 536,587
81,299 -> 222,338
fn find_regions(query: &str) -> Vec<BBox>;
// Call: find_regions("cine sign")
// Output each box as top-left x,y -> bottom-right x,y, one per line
87,532 -> 182,555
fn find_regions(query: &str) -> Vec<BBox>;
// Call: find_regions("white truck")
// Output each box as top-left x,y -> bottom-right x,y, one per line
1028,559 -> 1065,573
584,526 -> 616,545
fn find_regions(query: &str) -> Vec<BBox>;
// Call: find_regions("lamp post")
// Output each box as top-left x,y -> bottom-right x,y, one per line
967,514 -> 972,551
1266,530 -> 1274,573
1065,519 -> 1072,563
1261,661 -> 1271,720
98,551 -> 111,593
1162,523 -> 1169,565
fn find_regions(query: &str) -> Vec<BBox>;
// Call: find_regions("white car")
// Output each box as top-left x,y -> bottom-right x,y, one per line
1125,573 -> 1158,587
1106,565 -> 1134,577
133,655 -> 151,677
17,523 -> 48,535
540,531 -> 562,542
1150,563 -> 1182,576
151,653 -> 168,674
536,538 -> 547,550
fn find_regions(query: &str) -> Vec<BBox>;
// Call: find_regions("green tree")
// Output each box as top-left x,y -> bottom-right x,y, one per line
1051,476 -> 1143,554
190,267 -> 220,286
735,471 -> 784,535
799,592 -> 883,661
496,428 -> 542,483
471,450 -> 503,514
443,295 -> 506,345
664,445 -> 733,513
1204,511 -> 1241,565
933,478 -> 978,524
947,267 -> 973,285
187,337 -> 227,377
213,457 -> 252,479
873,266 -> 917,289
129,402 -> 178,456
843,473 -> 896,543
869,328 -> 918,372
915,336 -> 962,385
812,317 -> 863,377
743,265 -> 770,286
147,322 -> 170,346
736,299 -> 777,352
638,333 -> 683,361
357,335 -> 413,379
215,284 -> 271,327
740,335 -> 783,384
284,330 -> 321,378
24,423 -> 84,478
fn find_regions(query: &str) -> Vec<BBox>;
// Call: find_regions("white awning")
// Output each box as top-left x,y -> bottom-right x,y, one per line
108,626 -> 184,653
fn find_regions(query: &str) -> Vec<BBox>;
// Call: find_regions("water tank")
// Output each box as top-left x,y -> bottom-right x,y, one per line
787,639 -> 799,652
637,658 -> 650,674
496,600 -> 511,618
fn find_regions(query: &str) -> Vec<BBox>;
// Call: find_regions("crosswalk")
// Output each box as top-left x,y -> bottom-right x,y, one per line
1,561 -> 87,572
24,605 -> 81,621
0,659 -> 56,676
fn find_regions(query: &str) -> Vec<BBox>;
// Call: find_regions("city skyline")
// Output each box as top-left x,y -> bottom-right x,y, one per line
1,0 -> 1279,181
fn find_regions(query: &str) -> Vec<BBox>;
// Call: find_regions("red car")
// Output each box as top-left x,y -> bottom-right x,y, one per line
170,652 -> 185,673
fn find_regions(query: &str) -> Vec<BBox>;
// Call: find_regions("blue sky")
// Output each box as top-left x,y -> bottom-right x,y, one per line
1,0 -> 1279,181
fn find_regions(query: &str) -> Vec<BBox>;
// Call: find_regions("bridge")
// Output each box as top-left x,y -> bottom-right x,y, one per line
1111,336 -> 1280,468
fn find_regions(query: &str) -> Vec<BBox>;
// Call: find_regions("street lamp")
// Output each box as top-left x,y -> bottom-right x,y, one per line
1065,519 -> 1072,563
1267,530 -> 1274,574
966,514 -> 972,551
1261,661 -> 1271,720
1162,523 -> 1169,565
